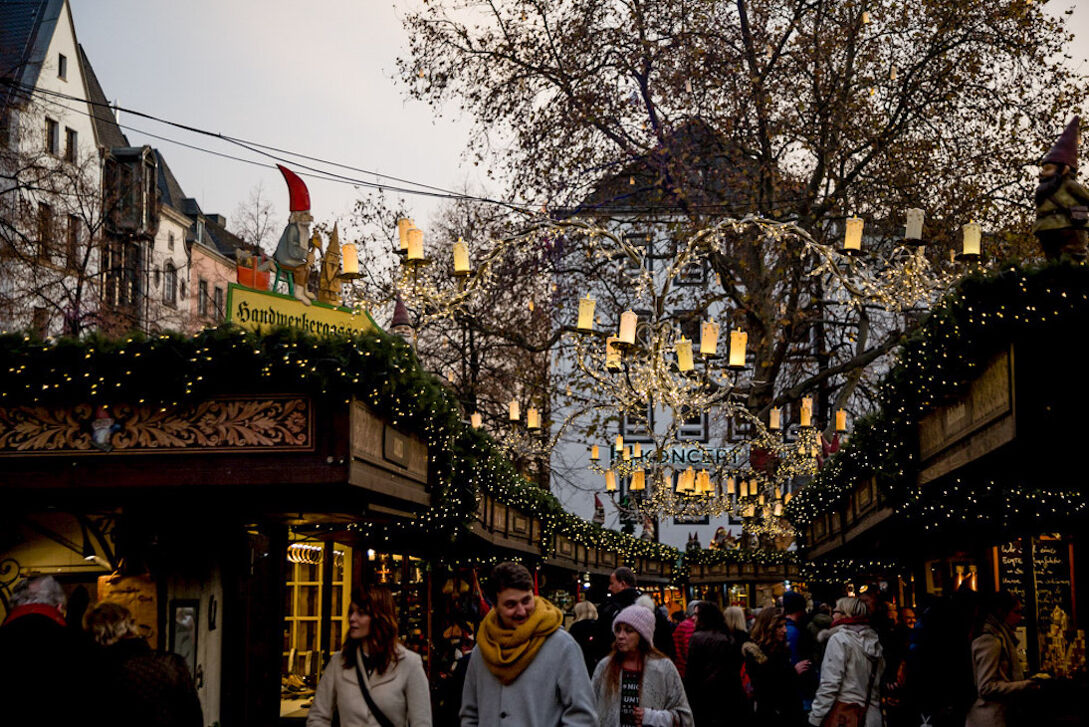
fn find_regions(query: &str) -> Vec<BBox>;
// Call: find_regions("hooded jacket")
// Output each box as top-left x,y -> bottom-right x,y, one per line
808,624 -> 884,727
965,616 -> 1034,727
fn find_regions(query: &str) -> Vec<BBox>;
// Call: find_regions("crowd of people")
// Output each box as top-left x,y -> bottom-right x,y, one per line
1,567 -> 1042,727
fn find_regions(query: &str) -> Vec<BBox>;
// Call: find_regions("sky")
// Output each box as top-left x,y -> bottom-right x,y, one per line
70,0 -> 1089,240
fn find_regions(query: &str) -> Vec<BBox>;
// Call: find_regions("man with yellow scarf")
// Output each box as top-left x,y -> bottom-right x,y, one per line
461,562 -> 597,726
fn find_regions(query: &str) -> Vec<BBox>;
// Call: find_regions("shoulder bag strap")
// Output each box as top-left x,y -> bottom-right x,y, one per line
354,658 -> 397,727
862,653 -> 879,713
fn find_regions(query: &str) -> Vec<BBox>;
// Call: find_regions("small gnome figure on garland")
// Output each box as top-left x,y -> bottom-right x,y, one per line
274,164 -> 318,304
1034,116 -> 1089,262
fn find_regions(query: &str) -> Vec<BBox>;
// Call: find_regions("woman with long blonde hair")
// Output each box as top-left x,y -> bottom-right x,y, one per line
307,586 -> 431,727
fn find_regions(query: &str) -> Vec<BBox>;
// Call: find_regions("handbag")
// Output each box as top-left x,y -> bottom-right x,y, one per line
354,659 -> 397,727
821,653 -> 879,727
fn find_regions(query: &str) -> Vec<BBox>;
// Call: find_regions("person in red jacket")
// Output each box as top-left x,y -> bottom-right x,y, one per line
672,600 -> 703,678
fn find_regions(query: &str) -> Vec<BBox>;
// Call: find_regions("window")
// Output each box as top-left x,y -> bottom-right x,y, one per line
622,232 -> 653,272
65,128 -> 77,163
163,261 -> 177,306
66,215 -> 80,270
37,202 -> 53,259
45,118 -> 59,154
213,286 -> 224,321
621,401 -> 654,442
57,53 -> 67,80
168,232 -> 175,251
101,240 -> 141,308
198,279 -> 208,316
673,234 -> 707,285
677,407 -> 708,441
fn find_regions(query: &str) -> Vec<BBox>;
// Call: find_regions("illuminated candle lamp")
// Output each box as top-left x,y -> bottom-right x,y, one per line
700,320 -> 719,356
630,469 -> 646,491
775,487 -> 782,500
406,227 -> 424,261
784,492 -> 793,504
509,399 -> 520,421
905,208 -> 924,241
470,412 -> 482,429
590,445 -> 600,461
843,216 -> 864,254
623,446 -> 631,462
618,310 -> 638,345
743,505 -> 756,519
835,409 -> 848,433
683,468 -> 696,492
605,337 -> 622,370
800,397 -> 813,427
890,65 -> 898,81
633,443 -> 642,459
397,218 -> 415,251
696,469 -> 711,494
452,239 -> 471,275
605,470 -> 617,492
676,337 -> 694,372
726,477 -> 736,496
740,479 -> 749,498
774,502 -> 783,517
615,434 -> 624,452
728,329 -> 748,368
527,408 -> 540,430
962,222 -> 982,257
577,296 -> 596,330
759,494 -> 766,506
861,10 -> 871,23
769,407 -> 782,431
340,242 -> 360,276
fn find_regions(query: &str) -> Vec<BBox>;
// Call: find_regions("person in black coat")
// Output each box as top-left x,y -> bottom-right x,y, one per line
596,568 -> 676,659
685,602 -> 749,727
84,601 -> 203,727
741,608 -> 806,727
568,599 -> 601,675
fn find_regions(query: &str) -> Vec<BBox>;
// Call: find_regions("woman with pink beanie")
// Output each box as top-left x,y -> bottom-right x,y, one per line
590,604 -> 693,726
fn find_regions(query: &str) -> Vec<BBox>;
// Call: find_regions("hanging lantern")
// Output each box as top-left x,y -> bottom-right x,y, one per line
842,216 -> 864,254
696,469 -> 711,494
527,408 -> 541,430
615,434 -> 624,452
959,222 -> 982,260
577,296 -> 596,330
700,320 -> 719,356
630,469 -> 646,491
904,208 -> 925,244
605,470 -> 617,492
623,446 -> 631,462
340,242 -> 361,278
452,238 -> 471,276
728,329 -> 748,369
590,445 -> 600,461
758,493 -> 766,506
800,397 -> 813,427
740,479 -> 749,498
835,409 -> 848,433
726,477 -> 736,496
397,218 -> 415,251
509,399 -> 520,421
470,412 -> 482,429
618,310 -> 638,345
406,227 -> 424,261
676,337 -> 694,372
605,336 -> 622,371
769,407 -> 782,431
633,443 -> 642,459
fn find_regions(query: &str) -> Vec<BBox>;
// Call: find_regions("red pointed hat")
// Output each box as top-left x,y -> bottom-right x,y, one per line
1042,116 -> 1080,170
277,164 -> 311,212
390,296 -> 411,329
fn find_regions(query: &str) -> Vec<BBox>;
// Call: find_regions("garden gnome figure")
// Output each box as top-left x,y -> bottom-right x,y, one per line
1034,116 -> 1089,261
274,164 -> 317,303
389,296 -> 414,342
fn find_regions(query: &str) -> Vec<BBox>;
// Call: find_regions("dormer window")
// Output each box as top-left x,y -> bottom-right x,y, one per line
196,220 -> 204,244
168,232 -> 175,251
58,54 -> 67,80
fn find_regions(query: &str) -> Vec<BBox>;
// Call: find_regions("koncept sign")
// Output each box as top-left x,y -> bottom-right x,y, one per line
226,284 -> 374,336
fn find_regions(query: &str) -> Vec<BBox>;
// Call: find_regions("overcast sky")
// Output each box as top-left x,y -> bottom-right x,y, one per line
70,0 -> 1089,238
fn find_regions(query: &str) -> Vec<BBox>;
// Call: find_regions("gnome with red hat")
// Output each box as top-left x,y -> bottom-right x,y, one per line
1034,116 -> 1089,261
274,164 -> 318,303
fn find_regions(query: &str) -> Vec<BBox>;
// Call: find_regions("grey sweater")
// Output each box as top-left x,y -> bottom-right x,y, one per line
590,655 -> 693,727
460,628 -> 597,727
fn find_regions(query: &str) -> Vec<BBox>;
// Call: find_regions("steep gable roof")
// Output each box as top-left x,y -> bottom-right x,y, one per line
78,44 -> 127,148
0,0 -> 62,110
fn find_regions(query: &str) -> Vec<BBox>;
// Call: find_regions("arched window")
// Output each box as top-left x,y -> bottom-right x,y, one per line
163,261 -> 177,306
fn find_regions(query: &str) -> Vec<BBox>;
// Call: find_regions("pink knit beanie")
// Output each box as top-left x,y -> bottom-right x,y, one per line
613,604 -> 656,646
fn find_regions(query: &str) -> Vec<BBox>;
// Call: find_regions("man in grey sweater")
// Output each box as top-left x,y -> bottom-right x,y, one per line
460,562 -> 596,726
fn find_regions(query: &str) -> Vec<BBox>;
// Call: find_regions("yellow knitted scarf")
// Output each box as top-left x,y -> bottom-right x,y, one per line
476,596 -> 563,685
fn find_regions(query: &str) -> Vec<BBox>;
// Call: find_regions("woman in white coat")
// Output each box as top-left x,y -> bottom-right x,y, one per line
307,586 -> 432,727
808,597 -> 884,727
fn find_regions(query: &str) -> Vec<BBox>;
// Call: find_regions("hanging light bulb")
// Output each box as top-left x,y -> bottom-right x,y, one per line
618,310 -> 638,345
843,216 -> 864,254
676,337 -> 694,372
577,295 -> 596,331
769,407 -> 782,431
470,412 -> 482,429
728,329 -> 748,369
700,321 -> 719,356
452,238 -> 471,276
630,469 -> 646,491
605,470 -> 617,492
509,399 -> 520,422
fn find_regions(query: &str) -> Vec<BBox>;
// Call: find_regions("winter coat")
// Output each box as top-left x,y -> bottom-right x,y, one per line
460,627 -> 597,727
672,617 -> 696,677
685,630 -> 748,727
808,624 -> 884,727
570,618 -> 602,676
98,637 -> 203,727
964,617 -> 1034,727
742,640 -> 806,727
307,644 -> 432,727
591,654 -> 693,727
1034,175 -> 1089,233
